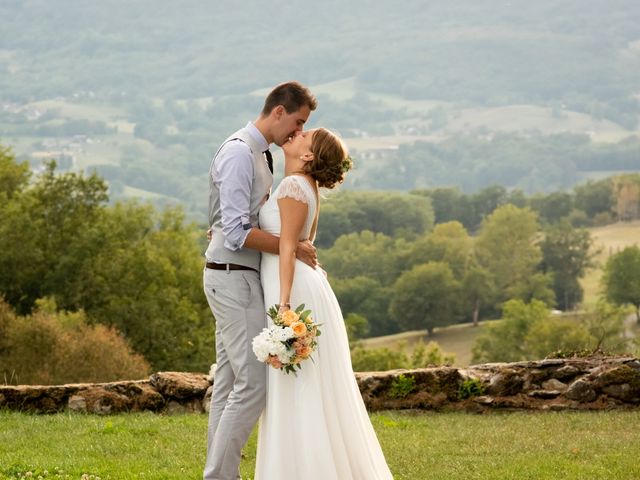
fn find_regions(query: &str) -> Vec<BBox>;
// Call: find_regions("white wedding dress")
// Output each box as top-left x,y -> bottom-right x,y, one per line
255,175 -> 393,480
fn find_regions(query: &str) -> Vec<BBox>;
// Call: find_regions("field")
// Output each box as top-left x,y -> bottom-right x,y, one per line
2,410 -> 639,479
580,220 -> 640,307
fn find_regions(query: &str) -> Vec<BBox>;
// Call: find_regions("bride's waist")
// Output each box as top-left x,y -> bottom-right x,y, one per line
261,254 -> 316,270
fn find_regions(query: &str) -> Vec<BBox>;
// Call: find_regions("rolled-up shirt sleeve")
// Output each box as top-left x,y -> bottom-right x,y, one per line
214,140 -> 254,251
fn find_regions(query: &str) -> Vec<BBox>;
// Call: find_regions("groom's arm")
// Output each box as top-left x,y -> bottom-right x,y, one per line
244,227 -> 318,268
207,226 -> 317,267
216,141 -> 255,251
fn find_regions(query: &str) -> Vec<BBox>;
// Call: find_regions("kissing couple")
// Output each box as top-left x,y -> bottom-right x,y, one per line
202,81 -> 393,480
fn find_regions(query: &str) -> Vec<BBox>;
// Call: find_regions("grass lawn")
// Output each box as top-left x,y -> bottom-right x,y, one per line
1,410 -> 639,479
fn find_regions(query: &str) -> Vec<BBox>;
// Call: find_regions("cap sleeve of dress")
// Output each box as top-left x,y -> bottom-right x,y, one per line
276,176 -> 309,204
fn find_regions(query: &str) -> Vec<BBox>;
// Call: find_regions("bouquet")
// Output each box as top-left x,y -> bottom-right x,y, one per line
252,303 -> 321,375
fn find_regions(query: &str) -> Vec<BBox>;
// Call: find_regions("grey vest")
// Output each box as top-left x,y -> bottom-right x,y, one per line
205,128 -> 273,270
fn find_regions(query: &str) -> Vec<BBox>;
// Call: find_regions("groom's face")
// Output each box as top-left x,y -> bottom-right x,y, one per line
273,104 -> 312,147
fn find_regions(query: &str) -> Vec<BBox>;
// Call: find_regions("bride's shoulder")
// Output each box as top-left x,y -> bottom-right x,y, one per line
276,175 -> 314,204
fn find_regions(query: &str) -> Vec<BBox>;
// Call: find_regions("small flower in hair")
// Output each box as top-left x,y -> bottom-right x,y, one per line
341,155 -> 353,174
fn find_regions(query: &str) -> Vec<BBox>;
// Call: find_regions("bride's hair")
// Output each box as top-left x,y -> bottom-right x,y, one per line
302,128 -> 353,189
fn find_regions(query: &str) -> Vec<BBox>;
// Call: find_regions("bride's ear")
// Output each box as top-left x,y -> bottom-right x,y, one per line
299,153 -> 314,163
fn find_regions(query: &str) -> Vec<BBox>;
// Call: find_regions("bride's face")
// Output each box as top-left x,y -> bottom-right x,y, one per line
283,129 -> 315,158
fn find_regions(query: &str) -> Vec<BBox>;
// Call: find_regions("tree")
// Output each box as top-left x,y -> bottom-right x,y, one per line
398,222 -> 471,281
412,187 -> 475,229
330,276 -> 394,337
471,185 -> 508,226
530,192 -> 574,224
389,262 -> 460,335
0,146 -> 30,199
0,160 -> 214,371
319,231 -> 400,286
602,246 -> 640,323
475,205 -> 548,305
0,160 -> 109,313
461,264 -> 496,326
472,299 -> 550,363
573,179 -> 614,219
76,204 -> 214,371
612,174 -> 640,221
509,272 -> 556,308
539,221 -> 596,310
315,192 -> 434,248
344,313 -> 369,343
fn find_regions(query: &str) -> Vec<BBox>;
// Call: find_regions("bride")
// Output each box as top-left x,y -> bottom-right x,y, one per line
255,128 -> 394,479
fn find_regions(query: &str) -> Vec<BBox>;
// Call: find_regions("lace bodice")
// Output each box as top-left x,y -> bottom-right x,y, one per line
259,175 -> 317,240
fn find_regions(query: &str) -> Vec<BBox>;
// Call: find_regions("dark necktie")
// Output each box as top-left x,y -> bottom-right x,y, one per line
264,150 -> 273,174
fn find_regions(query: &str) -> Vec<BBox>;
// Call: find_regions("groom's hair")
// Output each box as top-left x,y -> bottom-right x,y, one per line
261,81 -> 318,116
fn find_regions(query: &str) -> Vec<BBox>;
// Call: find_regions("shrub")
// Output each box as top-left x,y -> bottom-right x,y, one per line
389,374 -> 417,398
410,340 -> 456,367
351,346 -> 409,372
350,339 -> 455,372
0,298 -> 150,385
458,378 -> 485,399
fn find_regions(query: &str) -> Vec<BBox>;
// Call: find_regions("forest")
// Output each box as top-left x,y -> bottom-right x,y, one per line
2,147 -> 639,383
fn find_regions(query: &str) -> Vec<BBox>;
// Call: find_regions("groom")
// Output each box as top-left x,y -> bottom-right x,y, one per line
203,81 -> 318,480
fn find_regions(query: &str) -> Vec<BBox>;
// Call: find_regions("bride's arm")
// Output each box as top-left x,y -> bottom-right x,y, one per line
277,197 -> 308,308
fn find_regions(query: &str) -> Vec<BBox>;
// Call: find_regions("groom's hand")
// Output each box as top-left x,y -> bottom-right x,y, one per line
296,240 -> 317,268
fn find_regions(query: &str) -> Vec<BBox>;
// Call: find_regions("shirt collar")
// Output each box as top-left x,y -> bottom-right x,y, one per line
245,122 -> 269,152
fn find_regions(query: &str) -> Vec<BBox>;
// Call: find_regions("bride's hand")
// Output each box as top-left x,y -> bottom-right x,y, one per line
278,303 -> 291,315
296,239 -> 317,268
206,228 -> 213,242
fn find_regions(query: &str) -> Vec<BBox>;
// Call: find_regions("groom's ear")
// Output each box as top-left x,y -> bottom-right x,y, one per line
273,105 -> 285,119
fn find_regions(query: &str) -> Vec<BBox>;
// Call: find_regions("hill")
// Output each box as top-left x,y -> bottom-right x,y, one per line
1,0 -> 639,215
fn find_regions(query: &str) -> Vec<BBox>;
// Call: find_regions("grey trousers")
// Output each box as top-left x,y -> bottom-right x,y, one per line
202,268 -> 267,480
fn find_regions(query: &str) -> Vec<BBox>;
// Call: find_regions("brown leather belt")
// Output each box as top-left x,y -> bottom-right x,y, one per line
206,262 -> 257,273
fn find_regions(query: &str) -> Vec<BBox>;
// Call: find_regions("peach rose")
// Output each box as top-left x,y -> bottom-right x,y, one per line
281,309 -> 299,326
268,355 -> 283,369
298,346 -> 312,359
291,321 -> 308,337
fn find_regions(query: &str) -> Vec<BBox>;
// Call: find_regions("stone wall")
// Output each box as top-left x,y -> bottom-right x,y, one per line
1,355 -> 639,414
